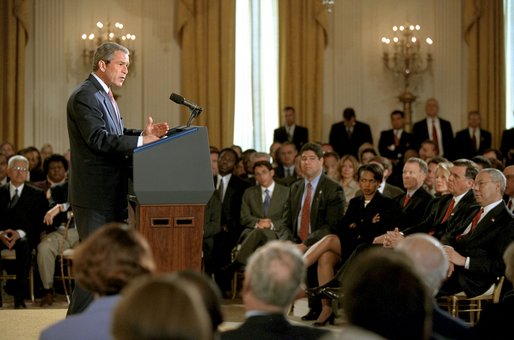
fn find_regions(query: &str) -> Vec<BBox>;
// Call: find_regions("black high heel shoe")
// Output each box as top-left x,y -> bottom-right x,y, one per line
305,279 -> 341,298
321,287 -> 342,300
313,312 -> 335,327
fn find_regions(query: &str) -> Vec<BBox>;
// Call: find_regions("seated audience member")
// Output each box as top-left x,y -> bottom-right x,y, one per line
322,151 -> 340,181
303,163 -> 402,326
338,154 -> 360,211
275,142 -> 298,179
368,155 -> 404,199
18,146 -> 45,182
230,144 -> 243,159
0,141 -> 16,158
340,247 -> 431,340
221,241 -> 328,340
489,157 -> 505,171
288,143 -> 345,322
473,241 -> 514,339
397,157 -> 434,228
244,152 -> 272,186
483,148 -> 504,163
170,270 -> 224,334
438,168 -> 514,298
269,142 -> 282,168
424,156 -> 448,195
228,161 -> 290,269
203,149 -> 222,275
321,143 -> 334,154
112,274 -> 212,340
358,147 -> 377,165
0,153 -> 8,186
377,159 -> 478,247
419,140 -> 439,162
36,155 -> 78,306
433,160 -> 453,197
471,155 -> 492,170
396,234 -> 471,340
0,155 -> 47,308
39,143 -> 54,162
40,223 -> 156,340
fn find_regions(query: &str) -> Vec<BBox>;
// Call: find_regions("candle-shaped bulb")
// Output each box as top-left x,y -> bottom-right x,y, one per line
81,34 -> 87,40
426,37 -> 433,45
96,22 -> 103,29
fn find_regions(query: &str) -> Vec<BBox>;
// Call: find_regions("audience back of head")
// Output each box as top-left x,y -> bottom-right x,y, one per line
341,247 -> 431,340
112,274 -> 212,340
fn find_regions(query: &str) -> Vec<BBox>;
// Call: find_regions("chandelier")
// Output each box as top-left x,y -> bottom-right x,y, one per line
81,21 -> 136,68
381,23 -> 433,130
321,0 -> 335,13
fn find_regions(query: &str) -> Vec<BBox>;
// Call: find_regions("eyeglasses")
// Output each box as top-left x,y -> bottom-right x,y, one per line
10,166 -> 28,172
473,181 -> 493,188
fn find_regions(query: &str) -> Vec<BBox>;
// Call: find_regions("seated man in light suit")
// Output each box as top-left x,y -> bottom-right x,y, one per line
230,161 -> 291,268
220,241 -> 327,340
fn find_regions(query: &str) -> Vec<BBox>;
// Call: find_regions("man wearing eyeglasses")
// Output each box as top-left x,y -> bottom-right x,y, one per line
438,168 -> 514,298
0,155 -> 47,308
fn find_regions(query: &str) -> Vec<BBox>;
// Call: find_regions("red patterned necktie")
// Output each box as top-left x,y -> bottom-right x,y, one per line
299,183 -> 312,241
457,208 -> 483,240
108,89 -> 121,122
432,120 -> 439,155
402,194 -> 410,208
440,198 -> 455,224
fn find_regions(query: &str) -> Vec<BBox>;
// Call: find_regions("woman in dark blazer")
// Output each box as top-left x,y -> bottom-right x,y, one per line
303,163 -> 402,326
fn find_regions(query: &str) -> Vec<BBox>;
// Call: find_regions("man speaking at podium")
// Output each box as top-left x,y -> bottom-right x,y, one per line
67,42 -> 168,314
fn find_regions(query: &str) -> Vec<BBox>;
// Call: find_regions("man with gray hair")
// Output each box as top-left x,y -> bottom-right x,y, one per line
396,234 -> 471,339
221,240 -> 327,339
438,168 -> 514,298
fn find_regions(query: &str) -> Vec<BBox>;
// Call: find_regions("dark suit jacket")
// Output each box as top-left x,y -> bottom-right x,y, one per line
329,121 -> 373,158
403,190 -> 476,239
67,74 -> 142,211
288,174 -> 345,246
336,192 -> 402,259
412,117 -> 454,159
0,183 -> 47,248
442,202 -> 514,297
240,183 -> 291,240
274,165 -> 296,179
273,125 -> 309,151
500,127 -> 514,165
378,129 -> 415,163
220,175 -> 251,237
396,186 -> 434,230
382,182 -> 405,200
454,128 -> 492,160
220,314 -> 327,340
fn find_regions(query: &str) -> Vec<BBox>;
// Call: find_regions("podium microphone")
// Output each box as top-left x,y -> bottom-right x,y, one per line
170,93 -> 203,112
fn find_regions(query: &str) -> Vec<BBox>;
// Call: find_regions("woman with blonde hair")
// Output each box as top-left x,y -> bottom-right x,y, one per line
338,155 -> 360,211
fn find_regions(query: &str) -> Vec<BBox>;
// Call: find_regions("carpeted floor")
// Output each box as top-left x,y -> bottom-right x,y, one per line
0,291 -> 343,339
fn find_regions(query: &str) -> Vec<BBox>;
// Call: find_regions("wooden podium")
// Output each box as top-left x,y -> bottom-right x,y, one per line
132,127 -> 214,272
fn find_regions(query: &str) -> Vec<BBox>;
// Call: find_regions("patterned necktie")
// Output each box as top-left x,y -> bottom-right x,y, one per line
457,207 -> 484,240
440,198 -> 455,224
472,129 -> 478,151
432,120 -> 439,155
299,183 -> 312,241
9,188 -> 19,209
263,189 -> 271,217
402,193 -> 410,208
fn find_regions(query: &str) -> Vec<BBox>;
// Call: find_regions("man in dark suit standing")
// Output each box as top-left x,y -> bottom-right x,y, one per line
378,110 -> 415,187
220,241 -> 328,340
0,155 -> 47,308
66,42 -> 168,314
412,98 -> 454,160
500,127 -> 514,166
231,161 -> 291,267
273,106 -> 309,152
289,143 -> 345,321
329,107 -> 373,158
454,111 -> 492,160
439,168 -> 514,298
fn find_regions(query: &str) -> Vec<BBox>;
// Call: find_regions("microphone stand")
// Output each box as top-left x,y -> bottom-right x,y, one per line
166,106 -> 203,137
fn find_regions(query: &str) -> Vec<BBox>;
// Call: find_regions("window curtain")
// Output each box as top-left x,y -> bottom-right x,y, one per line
278,0 -> 328,143
0,0 -> 28,150
464,0 -> 505,147
175,0 -> 236,149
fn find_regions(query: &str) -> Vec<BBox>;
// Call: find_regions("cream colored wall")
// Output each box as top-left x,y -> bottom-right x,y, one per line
25,0 -> 181,154
323,0 -> 467,145
25,0 -> 466,153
